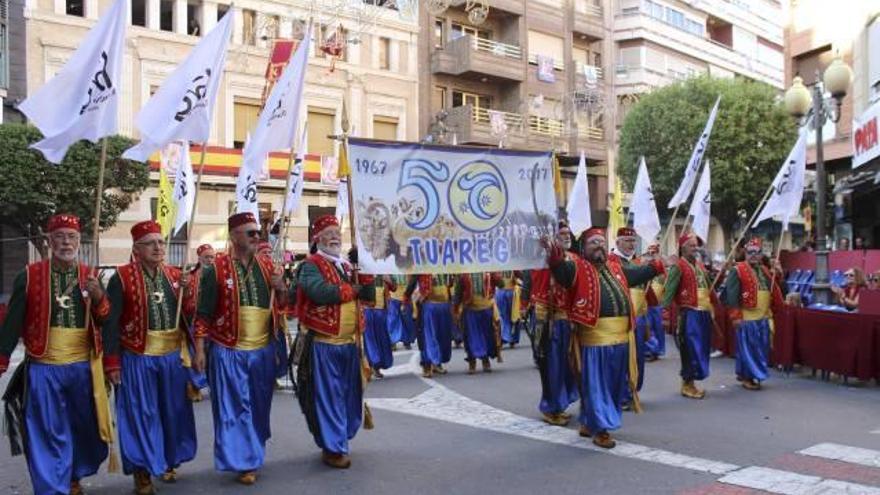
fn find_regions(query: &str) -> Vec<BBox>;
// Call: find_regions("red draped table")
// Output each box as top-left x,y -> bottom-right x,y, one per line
773,307 -> 880,381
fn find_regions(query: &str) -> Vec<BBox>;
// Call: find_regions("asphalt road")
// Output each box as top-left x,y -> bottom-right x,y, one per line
1,338 -> 879,494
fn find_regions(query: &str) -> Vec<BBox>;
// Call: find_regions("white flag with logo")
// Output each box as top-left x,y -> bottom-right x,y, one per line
235,166 -> 260,216
123,10 -> 234,162
687,160 -> 711,243
336,180 -> 349,221
170,142 -> 195,235
668,96 -> 721,208
566,151 -> 592,235
241,27 -> 311,173
630,156 -> 661,244
18,0 -> 126,164
753,130 -> 808,231
283,127 -> 309,215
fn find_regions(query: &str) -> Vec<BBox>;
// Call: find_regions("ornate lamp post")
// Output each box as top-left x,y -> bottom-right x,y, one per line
783,56 -> 853,305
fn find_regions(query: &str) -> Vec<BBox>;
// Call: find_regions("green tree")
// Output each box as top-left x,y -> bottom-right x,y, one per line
618,75 -> 797,241
0,123 -> 150,258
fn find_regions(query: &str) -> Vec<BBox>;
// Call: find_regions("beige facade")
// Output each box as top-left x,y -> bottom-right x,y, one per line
417,0 -> 615,219
6,0 -> 420,268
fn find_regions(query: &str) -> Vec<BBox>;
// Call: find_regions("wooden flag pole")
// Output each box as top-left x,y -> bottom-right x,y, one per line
709,180 -> 776,290
276,122 -> 309,262
767,226 -> 786,300
172,142 -> 209,332
660,202 -> 683,255
91,138 -> 110,268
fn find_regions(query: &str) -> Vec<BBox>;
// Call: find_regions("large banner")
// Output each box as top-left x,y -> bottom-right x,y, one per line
348,139 -> 558,275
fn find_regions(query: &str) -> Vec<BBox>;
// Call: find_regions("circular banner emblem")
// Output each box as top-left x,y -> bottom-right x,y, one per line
448,160 -> 508,233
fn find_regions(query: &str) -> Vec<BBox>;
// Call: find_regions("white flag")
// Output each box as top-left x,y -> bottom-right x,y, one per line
566,150 -> 592,235
235,165 -> 260,216
336,180 -> 349,221
668,96 -> 721,208
241,27 -> 312,173
687,161 -> 711,243
170,142 -> 195,235
753,130 -> 808,231
122,11 -> 233,162
283,127 -> 309,215
630,157 -> 661,244
18,0 -> 126,164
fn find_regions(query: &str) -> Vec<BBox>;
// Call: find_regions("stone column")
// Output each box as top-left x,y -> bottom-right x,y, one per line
201,0 -> 217,34
174,0 -> 188,35
147,0 -> 160,30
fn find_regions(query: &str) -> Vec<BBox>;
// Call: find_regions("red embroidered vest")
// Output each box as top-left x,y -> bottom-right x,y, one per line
23,261 -> 104,358
297,254 -> 350,336
673,258 -> 707,308
116,263 -> 184,353
205,253 -> 282,347
568,255 -> 632,328
530,266 -> 572,311
734,262 -> 783,311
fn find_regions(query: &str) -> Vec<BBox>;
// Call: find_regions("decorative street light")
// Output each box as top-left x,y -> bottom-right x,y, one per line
783,56 -> 853,305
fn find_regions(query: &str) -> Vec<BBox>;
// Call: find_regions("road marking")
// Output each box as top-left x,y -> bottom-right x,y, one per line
799,443 -> 880,469
718,466 -> 880,494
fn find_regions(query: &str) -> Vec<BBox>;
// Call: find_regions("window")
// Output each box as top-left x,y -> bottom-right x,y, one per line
686,19 -> 703,36
187,3 -> 201,36
665,7 -> 685,29
242,9 -> 257,46
233,99 -> 261,149
433,86 -> 447,110
160,0 -> 173,32
528,30 -> 565,67
265,15 -> 280,41
307,108 -> 336,157
315,25 -> 347,61
434,19 -> 445,48
132,0 -> 146,27
643,0 -> 663,20
66,0 -> 84,17
378,37 -> 391,70
452,91 -> 491,110
217,3 -> 229,22
451,23 -> 490,41
373,116 -> 399,141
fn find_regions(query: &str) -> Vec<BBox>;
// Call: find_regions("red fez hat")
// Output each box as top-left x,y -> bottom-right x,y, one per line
196,244 -> 214,256
617,227 -> 637,238
312,214 -> 339,240
228,212 -> 258,230
131,220 -> 162,242
746,237 -> 762,251
47,214 -> 80,233
678,232 -> 702,247
582,227 -> 605,241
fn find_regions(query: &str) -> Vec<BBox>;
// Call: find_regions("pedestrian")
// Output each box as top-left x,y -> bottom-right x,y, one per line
362,267 -> 394,379
413,274 -> 454,377
0,214 -> 115,495
454,272 -> 502,374
293,214 -> 375,468
495,271 -> 521,347
105,220 -> 197,494
194,212 -> 288,485
831,268 -> 865,311
386,274 -> 416,350
723,237 -> 784,391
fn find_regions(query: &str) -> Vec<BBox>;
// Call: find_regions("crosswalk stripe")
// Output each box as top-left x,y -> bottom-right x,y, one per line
799,443 -> 880,469
718,466 -> 880,494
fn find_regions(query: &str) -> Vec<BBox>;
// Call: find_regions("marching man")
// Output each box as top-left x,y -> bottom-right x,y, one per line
0,214 -> 115,495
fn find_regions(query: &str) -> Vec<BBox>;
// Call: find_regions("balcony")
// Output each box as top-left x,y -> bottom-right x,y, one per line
432,35 -> 525,82
573,0 -> 604,39
527,115 -> 569,152
448,0 -> 525,16
574,62 -> 605,89
444,105 -> 527,148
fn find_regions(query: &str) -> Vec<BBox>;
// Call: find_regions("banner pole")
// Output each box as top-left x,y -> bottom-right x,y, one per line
172,142 -> 209,332
277,122 -> 308,262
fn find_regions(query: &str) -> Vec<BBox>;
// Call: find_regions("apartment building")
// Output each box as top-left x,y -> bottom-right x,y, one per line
786,0 -> 880,246
418,0 -> 615,221
2,0 -> 419,271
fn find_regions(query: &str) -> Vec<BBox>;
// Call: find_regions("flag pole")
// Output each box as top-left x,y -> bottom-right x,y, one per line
276,122 -> 308,261
709,180 -> 776,290
768,226 -> 786,298
172,142 -> 209,331
660,203 -> 684,255
91,138 -> 109,268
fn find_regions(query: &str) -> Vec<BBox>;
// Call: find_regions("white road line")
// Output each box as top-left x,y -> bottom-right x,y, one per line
718,466 -> 880,495
799,443 -> 880,468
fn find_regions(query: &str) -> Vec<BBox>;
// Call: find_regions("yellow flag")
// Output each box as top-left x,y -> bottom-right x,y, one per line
337,142 -> 351,178
609,175 -> 624,236
552,154 -> 564,199
156,168 -> 175,237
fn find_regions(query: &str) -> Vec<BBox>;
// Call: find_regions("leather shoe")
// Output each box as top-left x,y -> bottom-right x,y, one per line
133,470 -> 154,495
592,432 -> 616,449
70,480 -> 84,495
578,425 -> 592,438
236,471 -> 257,485
542,413 -> 569,426
322,451 -> 352,469
160,468 -> 177,483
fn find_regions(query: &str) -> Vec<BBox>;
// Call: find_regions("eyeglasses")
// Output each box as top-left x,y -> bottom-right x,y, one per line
135,239 -> 166,248
845,273 -> 855,278
746,249 -> 762,255
245,230 -> 260,238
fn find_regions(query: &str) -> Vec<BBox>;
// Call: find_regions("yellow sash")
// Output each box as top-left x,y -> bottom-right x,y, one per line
470,295 -> 494,311
390,286 -> 407,301
577,316 -> 642,413
534,303 -> 569,322
375,289 -> 386,309
237,306 -> 271,350
36,327 -> 90,364
630,288 -> 648,317
696,288 -> 712,311
743,290 -> 771,321
314,301 -> 358,345
651,280 -> 665,301
511,285 -> 522,323
427,285 -> 449,302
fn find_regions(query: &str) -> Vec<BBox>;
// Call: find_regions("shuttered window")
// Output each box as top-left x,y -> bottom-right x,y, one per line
373,116 -> 398,141
233,99 -> 261,149
308,108 -> 336,157
527,30 -> 564,62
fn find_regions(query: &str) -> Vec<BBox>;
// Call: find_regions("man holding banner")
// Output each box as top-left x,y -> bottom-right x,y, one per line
0,215 -> 115,495
661,233 -> 715,400
194,212 -> 288,484
724,237 -> 783,391
544,227 -> 663,449
294,214 -> 375,469
104,220 -> 197,494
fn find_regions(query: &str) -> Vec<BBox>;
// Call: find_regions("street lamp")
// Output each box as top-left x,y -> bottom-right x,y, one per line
783,56 -> 853,305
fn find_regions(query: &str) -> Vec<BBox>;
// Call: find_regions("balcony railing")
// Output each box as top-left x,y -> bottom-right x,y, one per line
528,54 -> 565,71
574,61 -> 604,79
472,107 -> 524,130
574,0 -> 602,16
471,36 -> 522,60
578,126 -> 604,140
529,115 -> 565,137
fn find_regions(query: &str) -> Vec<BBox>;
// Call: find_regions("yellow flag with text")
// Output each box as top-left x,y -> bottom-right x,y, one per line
156,168 -> 175,237
609,176 -> 624,237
